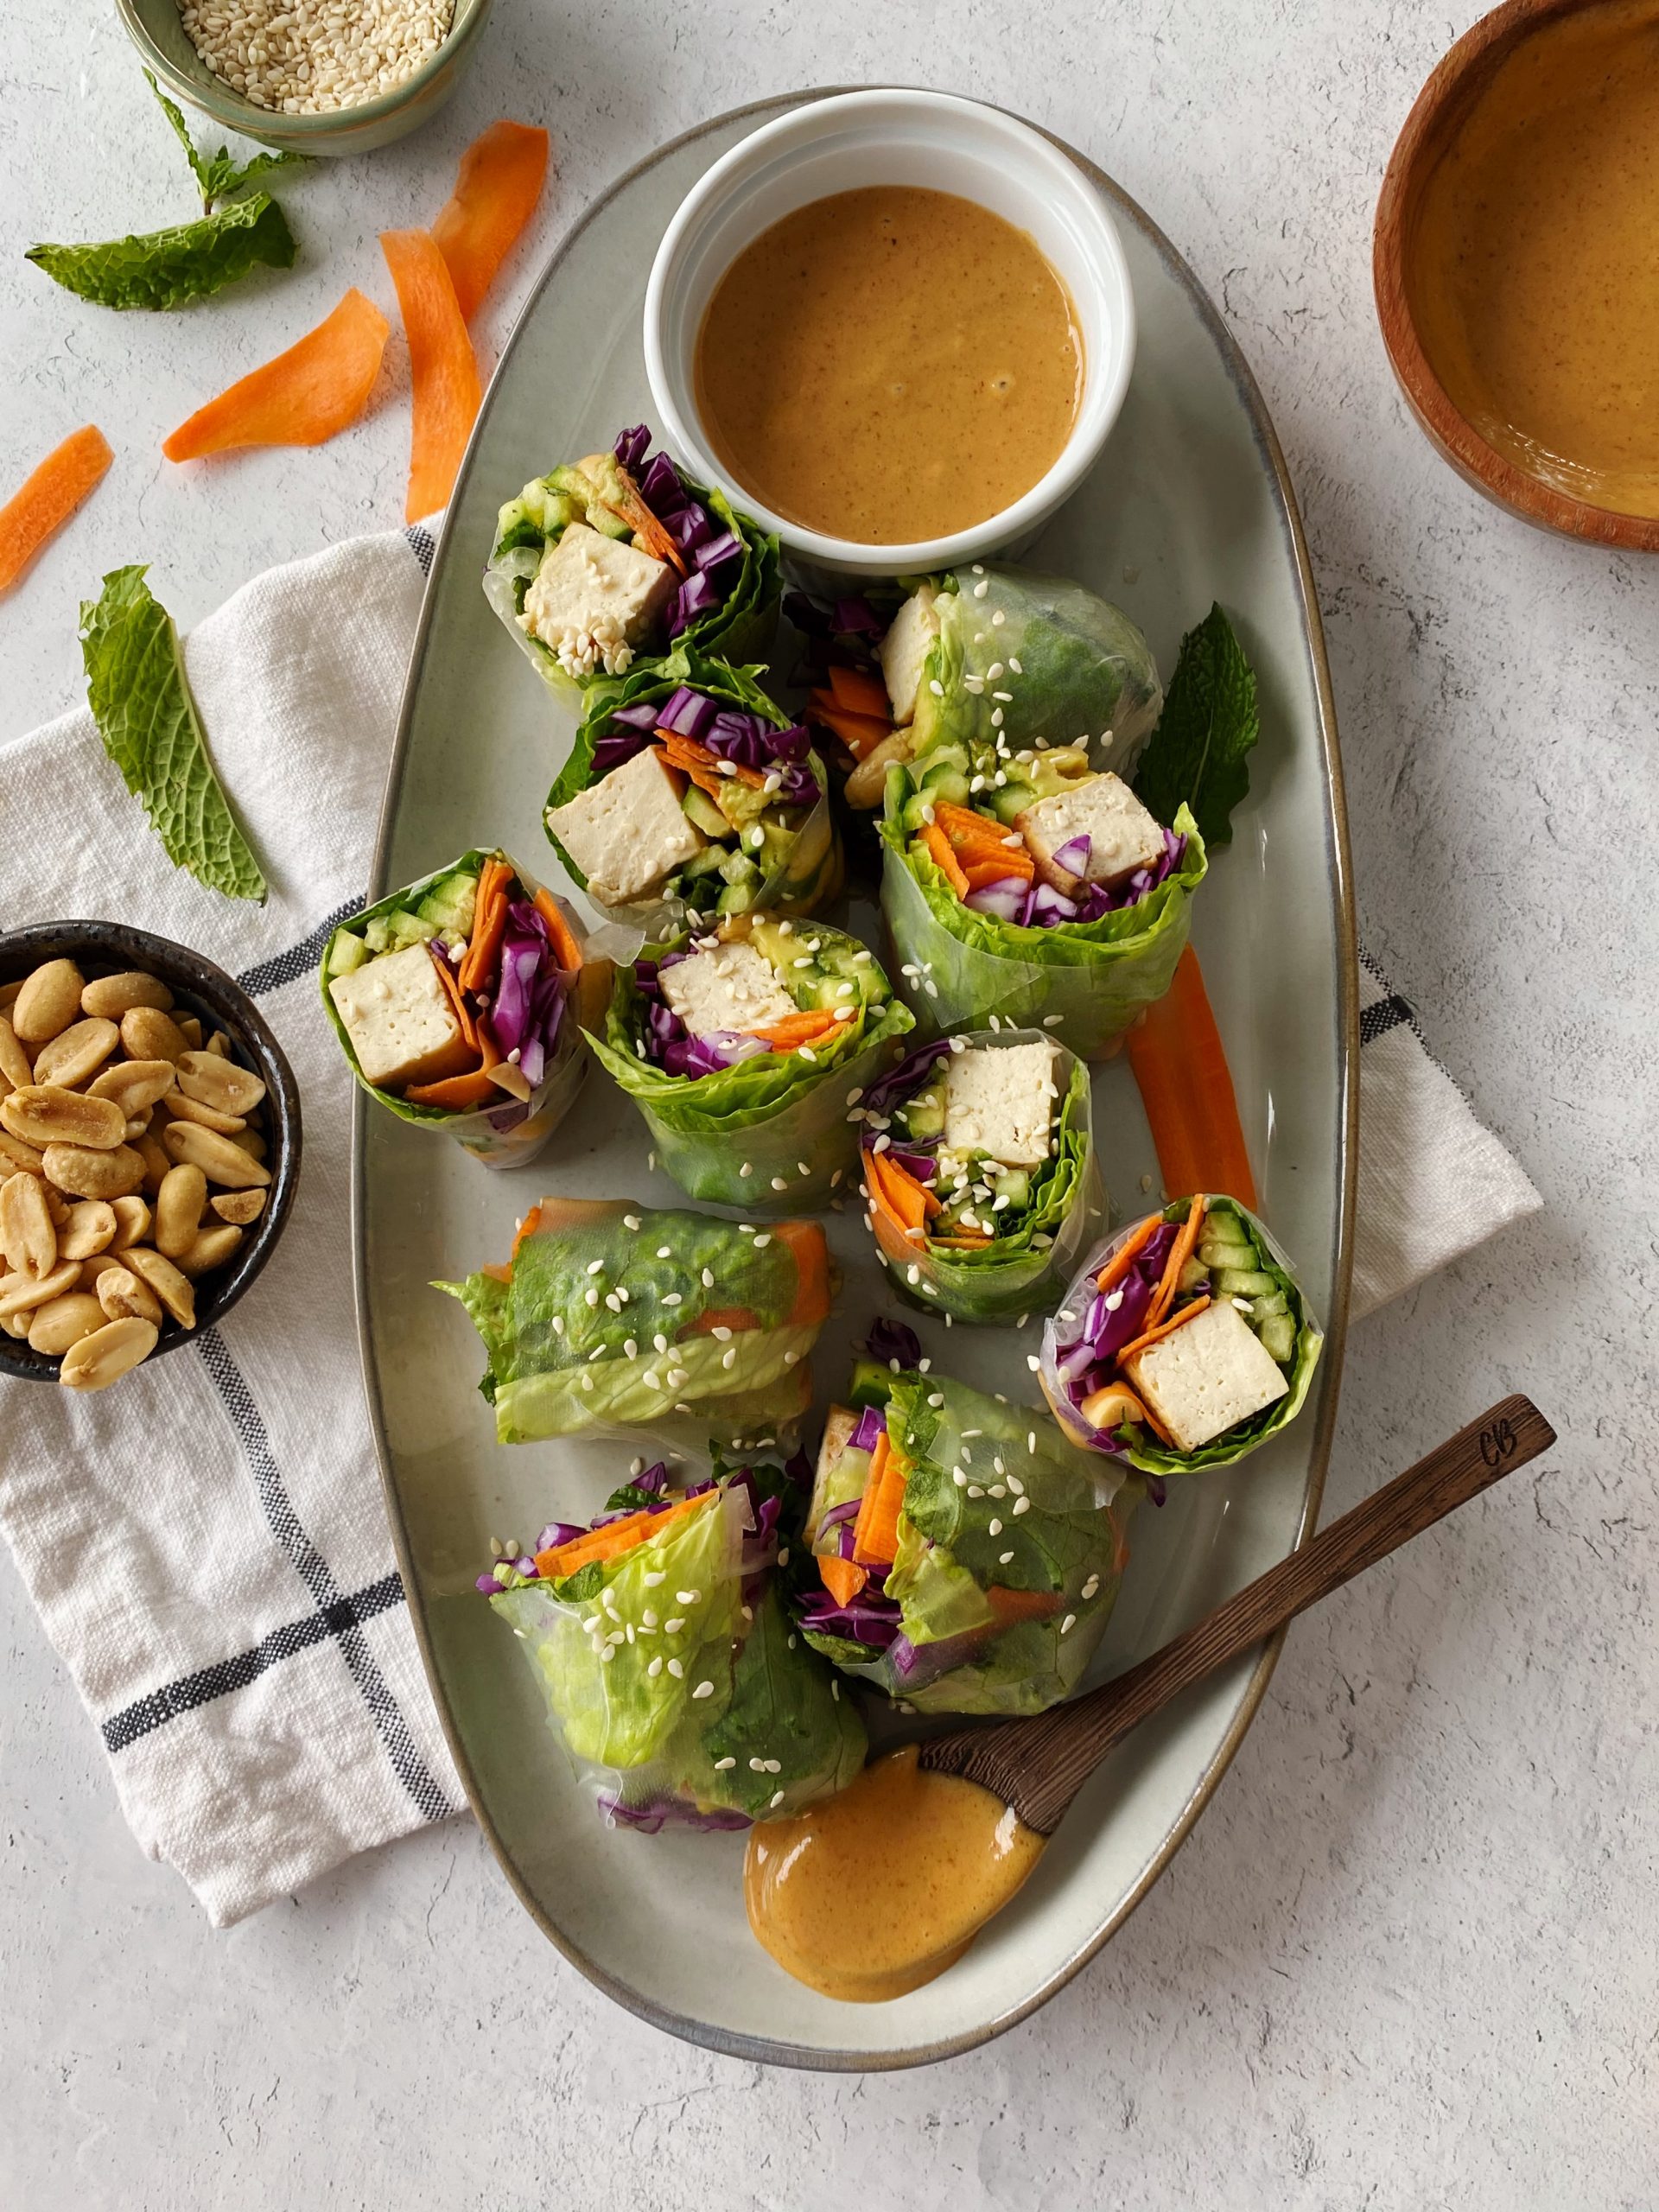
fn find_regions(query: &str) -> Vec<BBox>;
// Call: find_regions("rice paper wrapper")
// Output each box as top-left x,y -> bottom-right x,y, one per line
544,651 -> 843,938
434,1198 -> 832,1452
588,926 -> 914,1212
801,1374 -> 1143,1717
491,1490 -> 865,1831
879,805 -> 1206,1059
913,567 -> 1165,772
867,1031 -> 1105,1324
321,847 -> 591,1170
1039,1197 -> 1324,1475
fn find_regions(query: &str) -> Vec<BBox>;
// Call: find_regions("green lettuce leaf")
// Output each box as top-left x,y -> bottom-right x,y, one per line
1133,604 -> 1261,847
686,1582 -> 867,1819
79,566 -> 266,903
28,193 -> 296,312
146,70 -> 307,211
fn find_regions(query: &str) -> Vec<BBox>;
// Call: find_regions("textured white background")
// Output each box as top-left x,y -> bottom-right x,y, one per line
3,7 -> 1655,2208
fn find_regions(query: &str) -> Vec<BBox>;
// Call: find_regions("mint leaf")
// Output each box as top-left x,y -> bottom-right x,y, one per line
1133,603 -> 1261,848
26,194 -> 296,311
79,567 -> 267,904
146,70 -> 307,210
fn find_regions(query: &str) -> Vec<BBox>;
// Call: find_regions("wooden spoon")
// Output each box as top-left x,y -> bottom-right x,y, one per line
919,1393 -> 1556,1834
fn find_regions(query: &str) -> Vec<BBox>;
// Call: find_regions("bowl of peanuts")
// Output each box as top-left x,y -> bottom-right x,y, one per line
0,922 -> 301,1391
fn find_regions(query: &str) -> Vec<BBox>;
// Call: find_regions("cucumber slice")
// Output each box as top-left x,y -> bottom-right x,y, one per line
1258,1313 -> 1297,1364
1178,1255 -> 1211,1294
385,908 -> 438,950
1214,1267 -> 1278,1299
1198,1237 -> 1255,1270
681,786 -> 728,838
1250,1290 -> 1290,1321
326,931 -> 369,980
417,871 -> 479,937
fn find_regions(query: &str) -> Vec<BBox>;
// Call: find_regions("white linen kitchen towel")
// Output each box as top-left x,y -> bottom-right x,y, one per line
0,529 -> 1539,1926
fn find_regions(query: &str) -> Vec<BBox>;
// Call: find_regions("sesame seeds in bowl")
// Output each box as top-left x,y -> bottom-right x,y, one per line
117,0 -> 494,156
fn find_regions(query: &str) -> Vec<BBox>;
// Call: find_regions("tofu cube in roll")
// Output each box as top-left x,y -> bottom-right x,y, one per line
659,940 -> 795,1039
546,744 -> 705,908
1016,772 -> 1166,898
327,942 -> 474,1091
1121,1297 -> 1289,1452
942,1039 -> 1061,1169
520,522 -> 677,680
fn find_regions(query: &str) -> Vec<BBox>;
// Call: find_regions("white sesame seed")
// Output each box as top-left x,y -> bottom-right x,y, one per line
988,1517 -> 1003,1535
769,1789 -> 786,1808
1061,1613 -> 1077,1633
1013,1497 -> 1031,1516
1000,1549 -> 1015,1565
691,1680 -> 715,1700
714,1757 -> 736,1770
623,1214 -> 641,1230
666,1657 -> 684,1679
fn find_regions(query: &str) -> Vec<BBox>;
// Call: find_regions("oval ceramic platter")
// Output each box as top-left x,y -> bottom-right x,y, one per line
358,92 -> 1357,2069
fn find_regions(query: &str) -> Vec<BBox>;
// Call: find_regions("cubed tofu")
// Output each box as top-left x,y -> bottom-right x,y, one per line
660,939 -> 795,1038
1016,772 -> 1166,896
328,942 -> 473,1091
1122,1299 -> 1289,1453
879,583 -> 942,725
943,1039 -> 1060,1168
520,523 -> 676,679
545,745 -> 705,907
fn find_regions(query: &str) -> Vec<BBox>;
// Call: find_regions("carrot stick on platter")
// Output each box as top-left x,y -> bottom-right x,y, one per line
0,425 -> 112,595
817,1554 -> 868,1607
1125,944 -> 1258,1211
162,290 -> 390,462
430,121 -> 550,322
380,229 -> 482,523
826,663 -> 891,721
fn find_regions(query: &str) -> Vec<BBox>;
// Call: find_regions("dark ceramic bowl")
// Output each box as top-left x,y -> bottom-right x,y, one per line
0,921 -> 302,1382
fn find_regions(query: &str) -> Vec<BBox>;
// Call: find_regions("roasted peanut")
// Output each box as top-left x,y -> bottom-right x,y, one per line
124,1116 -> 150,1142
0,981 -> 22,1016
0,1172 -> 57,1279
122,1246 -> 195,1328
155,1164 -> 208,1259
161,1121 -> 270,1189
12,959 -> 86,1046
108,1195 -> 151,1250
135,1130 -> 171,1196
0,1258 -> 80,1316
31,1017 -> 120,1090
40,1142 -> 146,1201
163,1090 -> 246,1135
0,1306 -> 29,1339
98,1265 -> 163,1325
175,1015 -> 204,1050
87,1058 -> 177,1118
177,1224 -> 243,1278
0,1016 -> 32,1094
227,1128 -> 267,1161
59,1200 -> 118,1261
79,970 -> 174,1020
176,1050 -> 265,1117
77,1254 -> 125,1290
60,1315 -> 158,1391
211,1188 -> 266,1226
3,1084 -> 126,1152
206,1030 -> 232,1058
0,1128 -> 44,1178
42,1185 -> 70,1228
120,1006 -> 188,1063
27,1292 -> 106,1356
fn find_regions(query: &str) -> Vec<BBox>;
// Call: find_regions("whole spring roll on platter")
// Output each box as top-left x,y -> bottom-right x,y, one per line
544,649 -> 841,935
481,1450 -> 865,1832
793,1326 -> 1143,1717
321,849 -> 603,1167
435,1198 -> 835,1450
587,912 -> 913,1211
858,1029 -> 1103,1324
1039,1194 -> 1323,1478
485,423 -> 780,699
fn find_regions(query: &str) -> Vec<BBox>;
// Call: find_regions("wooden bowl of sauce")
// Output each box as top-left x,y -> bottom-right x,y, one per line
645,91 -> 1135,576
1375,0 -> 1659,550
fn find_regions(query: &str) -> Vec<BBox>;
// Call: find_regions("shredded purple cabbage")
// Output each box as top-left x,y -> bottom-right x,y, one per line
797,1582 -> 903,1650
1050,1223 -> 1177,1449
609,427 -> 743,640
588,683 -> 817,808
849,1403 -> 887,1455
861,1317 -> 921,1370
599,1792 -> 753,1834
960,826 -> 1187,927
858,1038 -> 953,1122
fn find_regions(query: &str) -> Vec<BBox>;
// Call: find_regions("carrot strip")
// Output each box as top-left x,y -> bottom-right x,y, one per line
427,941 -> 481,1053
985,1586 -> 1065,1625
480,1261 -> 513,1284
932,800 -> 1021,855
928,1231 -> 996,1250
532,886 -> 583,972
817,1554 -> 868,1606
1116,1294 -> 1212,1369
775,1220 -> 831,1329
655,733 -> 766,789
805,696 -> 892,761
522,1198 -> 625,1233
1145,1194 -> 1208,1332
533,1491 -> 712,1580
512,1205 -> 543,1258
684,1306 -> 761,1336
162,291 -> 389,462
0,425 -> 112,595
404,1066 -> 499,1109
1096,1214 -> 1161,1295
750,1009 -> 842,1052
866,1149 -> 933,1235
457,858 -> 511,992
1124,945 -> 1258,1211
852,1433 -> 905,1567
961,852 -> 1034,891
921,822 -> 970,899
827,664 -> 892,720
430,120 -> 550,321
380,229 -> 482,523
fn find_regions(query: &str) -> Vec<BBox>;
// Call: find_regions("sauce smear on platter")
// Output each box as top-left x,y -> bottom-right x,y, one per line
695,187 -> 1083,543
743,1745 -> 1046,2001
1409,0 -> 1659,518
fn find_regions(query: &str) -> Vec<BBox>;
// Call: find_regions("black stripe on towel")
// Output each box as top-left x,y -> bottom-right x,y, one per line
101,1573 -> 409,1753
190,1327 -> 454,1822
405,524 -> 437,575
1360,995 -> 1415,1046
236,896 -> 365,999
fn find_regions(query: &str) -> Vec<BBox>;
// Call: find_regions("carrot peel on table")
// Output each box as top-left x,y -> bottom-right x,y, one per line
1124,944 -> 1257,1209
431,121 -> 550,322
380,228 -> 482,523
162,289 -> 390,461
0,426 -> 112,594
